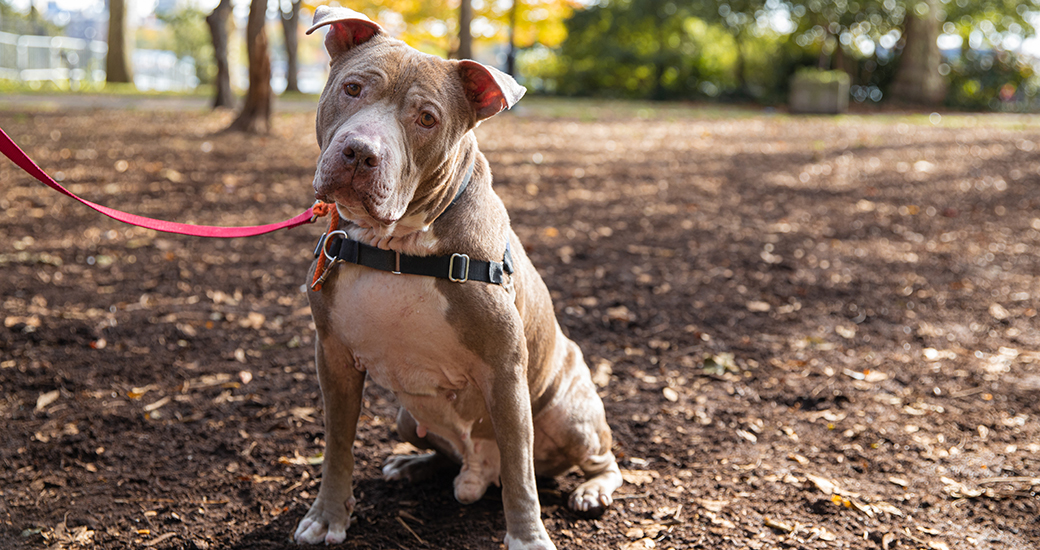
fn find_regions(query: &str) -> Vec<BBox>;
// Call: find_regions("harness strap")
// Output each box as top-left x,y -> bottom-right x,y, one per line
310,161 -> 492,291
314,231 -> 513,287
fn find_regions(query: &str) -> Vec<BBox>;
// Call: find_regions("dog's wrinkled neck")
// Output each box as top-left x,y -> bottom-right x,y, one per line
336,138 -> 478,255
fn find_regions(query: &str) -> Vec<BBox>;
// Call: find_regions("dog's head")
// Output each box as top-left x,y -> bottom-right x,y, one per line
308,6 -> 525,237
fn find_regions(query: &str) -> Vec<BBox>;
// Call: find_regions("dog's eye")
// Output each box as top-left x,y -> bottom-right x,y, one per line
344,83 -> 362,97
418,112 -> 437,128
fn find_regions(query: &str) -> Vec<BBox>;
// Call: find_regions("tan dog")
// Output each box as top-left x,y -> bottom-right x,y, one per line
292,7 -> 622,549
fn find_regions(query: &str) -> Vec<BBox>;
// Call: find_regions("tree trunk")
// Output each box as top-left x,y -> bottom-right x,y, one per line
228,0 -> 272,133
505,0 -> 518,76
734,31 -> 747,97
281,0 -> 301,93
456,0 -> 473,59
890,0 -> 946,105
206,0 -> 234,109
105,0 -> 134,85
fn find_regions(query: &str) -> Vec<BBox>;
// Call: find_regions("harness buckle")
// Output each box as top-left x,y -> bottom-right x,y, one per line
448,253 -> 470,283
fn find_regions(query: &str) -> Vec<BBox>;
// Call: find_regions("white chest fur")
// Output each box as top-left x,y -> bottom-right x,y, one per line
324,266 -> 485,416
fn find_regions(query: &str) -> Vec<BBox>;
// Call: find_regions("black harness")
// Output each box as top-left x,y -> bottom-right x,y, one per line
311,164 -> 514,288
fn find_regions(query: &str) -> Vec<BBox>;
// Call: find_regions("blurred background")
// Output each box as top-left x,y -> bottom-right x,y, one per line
0,0 -> 1037,112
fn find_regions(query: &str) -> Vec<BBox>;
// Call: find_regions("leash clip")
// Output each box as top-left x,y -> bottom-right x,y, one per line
311,230 -> 348,291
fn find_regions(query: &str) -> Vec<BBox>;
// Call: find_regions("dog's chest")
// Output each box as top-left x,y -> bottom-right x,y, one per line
325,266 -> 482,397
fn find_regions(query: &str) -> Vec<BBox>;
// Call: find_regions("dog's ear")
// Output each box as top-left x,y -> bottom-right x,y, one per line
307,5 -> 383,57
458,61 -> 527,122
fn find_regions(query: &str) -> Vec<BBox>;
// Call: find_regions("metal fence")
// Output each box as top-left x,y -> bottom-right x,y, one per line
0,31 -> 107,85
0,31 -> 199,91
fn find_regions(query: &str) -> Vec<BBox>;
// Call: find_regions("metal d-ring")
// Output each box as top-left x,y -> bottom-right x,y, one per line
310,230 -> 350,291
322,230 -> 349,264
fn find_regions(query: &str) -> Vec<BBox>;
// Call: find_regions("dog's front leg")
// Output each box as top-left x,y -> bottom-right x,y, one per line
294,336 -> 365,545
489,345 -> 556,550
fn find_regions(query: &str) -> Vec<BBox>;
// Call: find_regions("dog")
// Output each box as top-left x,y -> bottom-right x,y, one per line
292,7 -> 622,549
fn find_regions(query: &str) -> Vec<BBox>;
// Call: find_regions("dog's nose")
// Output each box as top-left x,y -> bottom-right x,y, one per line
342,137 -> 380,170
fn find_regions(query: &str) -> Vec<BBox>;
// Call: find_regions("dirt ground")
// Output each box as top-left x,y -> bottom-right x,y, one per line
1,99 -> 1039,550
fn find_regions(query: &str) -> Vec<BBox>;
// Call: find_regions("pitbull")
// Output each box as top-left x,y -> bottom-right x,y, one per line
292,7 -> 622,549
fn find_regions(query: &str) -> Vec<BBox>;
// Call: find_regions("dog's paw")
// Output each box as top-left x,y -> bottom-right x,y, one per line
293,495 -> 356,545
569,461 -> 623,517
453,470 -> 492,504
568,476 -> 620,517
504,532 -> 557,550
568,485 -> 611,517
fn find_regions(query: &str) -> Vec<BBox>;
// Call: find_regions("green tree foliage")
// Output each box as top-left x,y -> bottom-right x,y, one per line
947,49 -> 1035,110
158,7 -> 216,85
689,0 -> 768,95
551,0 -> 1039,109
554,0 -> 736,99
0,1 -> 65,35
783,0 -> 1040,106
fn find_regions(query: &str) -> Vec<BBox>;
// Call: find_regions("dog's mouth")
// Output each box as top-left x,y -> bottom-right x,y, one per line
315,174 -> 404,228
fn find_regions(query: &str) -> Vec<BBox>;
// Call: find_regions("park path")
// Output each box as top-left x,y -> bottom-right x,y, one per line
0,92 -> 319,113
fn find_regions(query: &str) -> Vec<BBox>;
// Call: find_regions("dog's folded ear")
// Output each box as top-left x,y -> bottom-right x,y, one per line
458,61 -> 527,122
307,5 -> 383,57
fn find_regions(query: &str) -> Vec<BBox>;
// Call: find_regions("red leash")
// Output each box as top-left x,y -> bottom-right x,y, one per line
0,126 -> 331,238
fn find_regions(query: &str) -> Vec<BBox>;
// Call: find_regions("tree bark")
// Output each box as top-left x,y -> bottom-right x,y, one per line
734,31 -> 747,97
456,0 -> 473,59
206,0 -> 234,109
890,0 -> 946,105
228,0 -> 272,133
505,0 -> 518,76
105,0 -> 134,85
281,0 -> 301,93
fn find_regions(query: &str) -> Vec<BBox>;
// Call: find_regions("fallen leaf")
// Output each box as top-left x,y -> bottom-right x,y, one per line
606,305 -> 635,323
703,353 -> 737,375
591,360 -> 613,387
620,469 -> 659,486
746,300 -> 771,312
695,499 -> 728,513
805,473 -> 837,495
764,517 -> 793,532
735,429 -> 757,443
940,476 -> 984,498
788,453 -> 810,466
813,526 -> 838,541
143,396 -> 171,412
621,538 -> 656,550
35,390 -> 60,411
871,501 -> 904,516
279,450 -> 324,466
290,407 -> 318,423
989,303 -> 1009,321
701,511 -> 735,529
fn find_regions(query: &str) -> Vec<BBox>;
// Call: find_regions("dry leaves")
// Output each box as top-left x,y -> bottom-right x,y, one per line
620,469 -> 660,486
35,390 -> 60,412
40,519 -> 94,549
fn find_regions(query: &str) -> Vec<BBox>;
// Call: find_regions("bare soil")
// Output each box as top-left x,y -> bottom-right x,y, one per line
1,100 -> 1039,550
